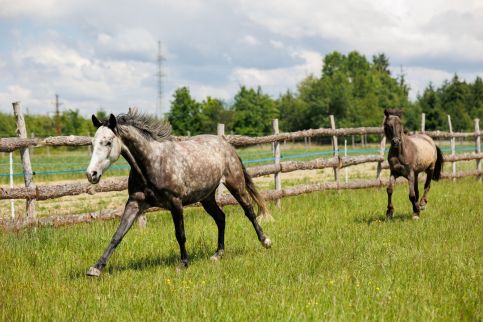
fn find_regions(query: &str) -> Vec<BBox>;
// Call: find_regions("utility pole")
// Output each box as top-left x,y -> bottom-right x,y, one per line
156,41 -> 165,118
54,94 -> 63,135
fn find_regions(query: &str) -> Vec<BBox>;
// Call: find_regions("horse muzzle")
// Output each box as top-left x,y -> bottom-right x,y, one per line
86,170 -> 102,184
391,137 -> 401,146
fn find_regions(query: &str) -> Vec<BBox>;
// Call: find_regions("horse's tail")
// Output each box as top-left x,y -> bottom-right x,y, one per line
433,146 -> 443,181
239,157 -> 273,221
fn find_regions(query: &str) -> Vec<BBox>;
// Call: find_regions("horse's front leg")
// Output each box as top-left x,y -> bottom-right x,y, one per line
169,198 -> 189,268
386,174 -> 396,219
87,199 -> 144,276
408,171 -> 420,220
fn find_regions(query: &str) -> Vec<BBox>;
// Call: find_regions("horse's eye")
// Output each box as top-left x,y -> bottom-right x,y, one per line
106,141 -> 112,147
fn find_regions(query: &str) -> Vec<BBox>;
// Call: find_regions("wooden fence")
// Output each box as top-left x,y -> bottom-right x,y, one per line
0,103 -> 481,230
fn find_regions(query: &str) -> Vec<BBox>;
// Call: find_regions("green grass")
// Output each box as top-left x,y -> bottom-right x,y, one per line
1,178 -> 481,321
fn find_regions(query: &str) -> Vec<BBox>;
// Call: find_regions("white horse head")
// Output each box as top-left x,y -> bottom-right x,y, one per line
86,114 -> 122,184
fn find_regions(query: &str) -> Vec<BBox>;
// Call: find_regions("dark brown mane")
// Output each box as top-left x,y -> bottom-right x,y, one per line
116,108 -> 172,142
384,108 -> 403,117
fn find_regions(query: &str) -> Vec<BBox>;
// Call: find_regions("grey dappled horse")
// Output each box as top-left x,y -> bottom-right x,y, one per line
85,110 -> 271,276
384,109 -> 443,220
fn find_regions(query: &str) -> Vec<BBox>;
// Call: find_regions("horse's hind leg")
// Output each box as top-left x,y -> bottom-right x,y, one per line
201,193 -> 226,261
419,169 -> 433,210
169,198 -> 189,268
409,171 -> 421,220
225,182 -> 271,249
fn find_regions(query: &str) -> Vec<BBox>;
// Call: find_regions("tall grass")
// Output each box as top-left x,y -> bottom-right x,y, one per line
1,178 -> 481,320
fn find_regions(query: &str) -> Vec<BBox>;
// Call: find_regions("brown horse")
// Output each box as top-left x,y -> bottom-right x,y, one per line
384,109 -> 443,220
85,110 -> 272,276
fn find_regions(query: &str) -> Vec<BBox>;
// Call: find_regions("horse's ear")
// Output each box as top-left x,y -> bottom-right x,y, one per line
92,114 -> 102,128
108,114 -> 117,130
384,109 -> 389,117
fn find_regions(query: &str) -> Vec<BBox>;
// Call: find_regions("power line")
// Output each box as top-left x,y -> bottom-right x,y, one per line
156,41 -> 166,118
54,94 -> 63,136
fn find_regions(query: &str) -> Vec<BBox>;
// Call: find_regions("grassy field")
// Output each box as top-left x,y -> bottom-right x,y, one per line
1,177 -> 481,321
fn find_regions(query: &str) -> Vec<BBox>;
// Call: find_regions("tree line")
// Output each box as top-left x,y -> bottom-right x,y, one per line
0,51 -> 481,138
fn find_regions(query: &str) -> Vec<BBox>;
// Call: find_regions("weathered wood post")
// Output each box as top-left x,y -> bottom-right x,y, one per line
217,123 -> 225,200
329,115 -> 339,184
272,119 -> 282,207
475,119 -> 481,181
9,152 -> 15,222
448,115 -> 456,180
12,101 -> 36,218
376,116 -> 386,180
421,113 -> 426,132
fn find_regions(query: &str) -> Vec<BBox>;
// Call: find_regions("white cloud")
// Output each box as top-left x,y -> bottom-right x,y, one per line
240,35 -> 260,46
238,0 -> 483,61
96,29 -> 157,60
0,0 -> 85,18
0,0 -> 482,118
232,50 -> 322,93
0,43 -> 157,115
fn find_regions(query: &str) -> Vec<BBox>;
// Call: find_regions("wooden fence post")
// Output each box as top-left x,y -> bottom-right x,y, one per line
421,113 -> 426,132
344,139 -> 348,183
272,119 -> 282,207
217,123 -> 225,200
9,152 -> 15,222
12,101 -> 36,218
475,119 -> 481,181
329,115 -> 339,184
448,115 -> 456,180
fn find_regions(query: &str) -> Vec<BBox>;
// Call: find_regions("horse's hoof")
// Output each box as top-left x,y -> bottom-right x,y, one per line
412,214 -> 420,220
210,250 -> 224,261
386,208 -> 394,219
419,204 -> 427,210
262,237 -> 272,249
176,260 -> 188,273
86,267 -> 101,277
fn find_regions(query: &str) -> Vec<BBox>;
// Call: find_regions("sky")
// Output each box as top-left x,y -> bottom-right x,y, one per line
0,0 -> 482,117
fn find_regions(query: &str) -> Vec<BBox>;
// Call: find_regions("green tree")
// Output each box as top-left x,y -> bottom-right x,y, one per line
232,86 -> 278,135
277,90 -> 308,132
0,112 -> 16,137
372,53 -> 390,74
96,108 -> 108,121
199,97 -> 233,134
469,76 -> 483,121
417,84 -> 444,130
167,87 -> 203,135
439,75 -> 472,130
61,109 -> 91,135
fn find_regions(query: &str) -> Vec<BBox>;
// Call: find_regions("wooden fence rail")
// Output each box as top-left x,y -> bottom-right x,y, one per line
2,128 -> 481,152
2,152 -> 482,201
2,170 -> 481,231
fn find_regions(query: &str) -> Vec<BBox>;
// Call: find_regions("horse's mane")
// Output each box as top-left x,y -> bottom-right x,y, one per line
384,108 -> 403,117
116,108 -> 172,142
